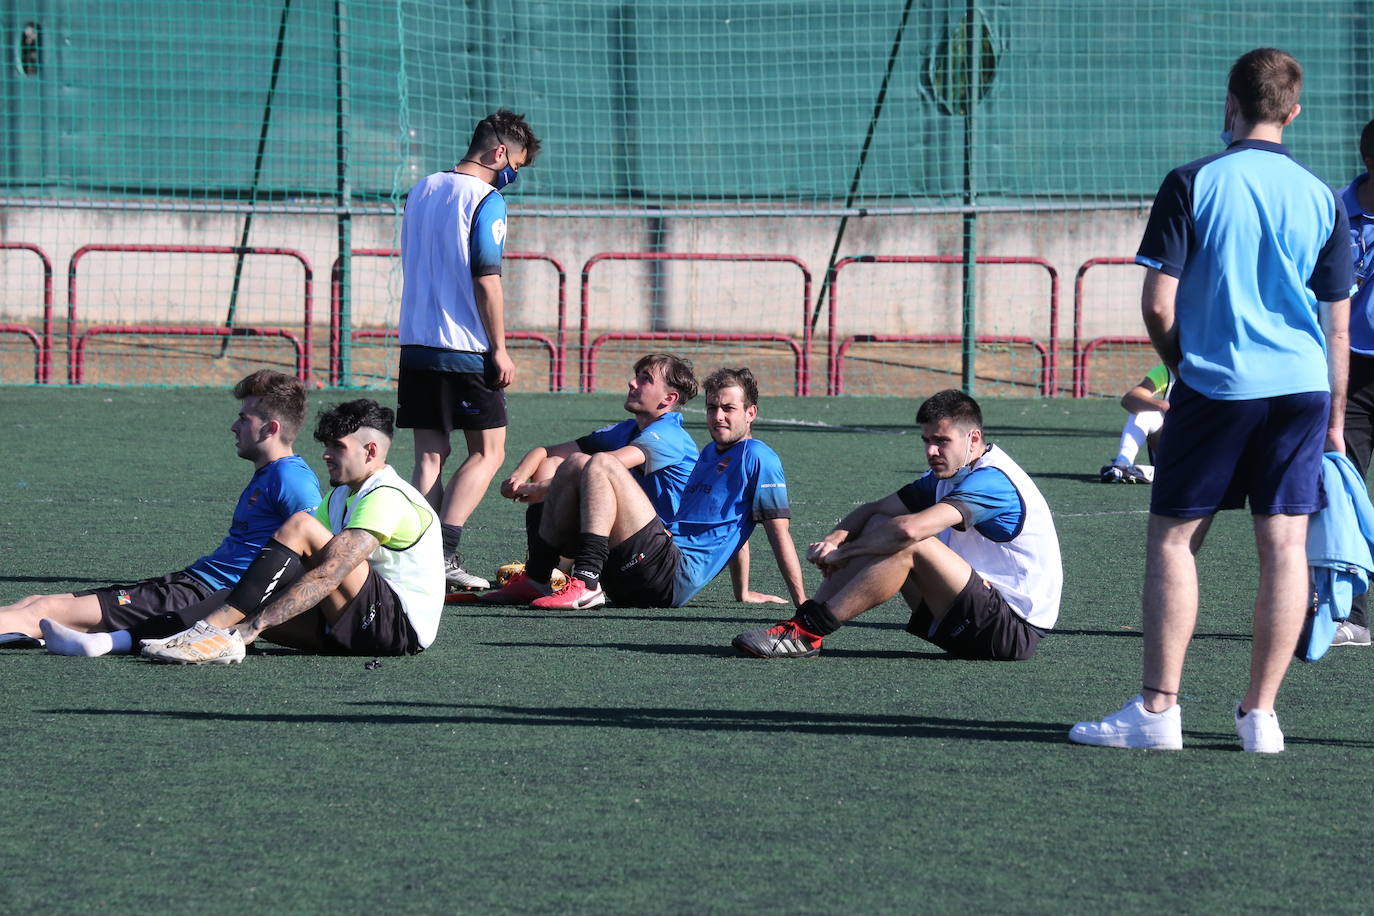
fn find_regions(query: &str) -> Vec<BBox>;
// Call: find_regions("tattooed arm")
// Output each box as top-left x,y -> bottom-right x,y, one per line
236,528 -> 380,643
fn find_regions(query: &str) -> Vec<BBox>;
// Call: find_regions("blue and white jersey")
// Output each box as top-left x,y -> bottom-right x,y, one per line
1136,139 -> 1352,399
576,412 -> 698,519
187,455 -> 321,590
669,437 -> 790,606
399,170 -> 508,362
896,444 -> 1061,629
1340,172 -> 1374,357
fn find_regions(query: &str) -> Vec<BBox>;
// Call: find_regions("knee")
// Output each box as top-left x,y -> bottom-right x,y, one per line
416,444 -> 450,468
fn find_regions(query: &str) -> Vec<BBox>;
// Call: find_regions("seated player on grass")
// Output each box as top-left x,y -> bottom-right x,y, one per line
493,366 -> 806,611
0,370 -> 320,656
141,399 -> 444,665
732,389 -> 1062,660
1100,363 -> 1174,484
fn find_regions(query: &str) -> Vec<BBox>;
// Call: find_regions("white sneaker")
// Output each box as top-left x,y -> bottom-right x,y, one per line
1068,695 -> 1183,750
444,554 -> 490,591
1235,705 -> 1284,753
1124,464 -> 1155,484
142,621 -> 246,665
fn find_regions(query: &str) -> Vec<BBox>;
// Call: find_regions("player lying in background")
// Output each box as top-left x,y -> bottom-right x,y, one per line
2,370 -> 320,656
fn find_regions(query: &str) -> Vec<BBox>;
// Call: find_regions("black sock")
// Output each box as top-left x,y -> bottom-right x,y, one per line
570,533 -> 610,587
526,531 -> 561,584
523,504 -> 545,549
441,523 -> 464,558
225,539 -> 305,613
795,599 -> 842,636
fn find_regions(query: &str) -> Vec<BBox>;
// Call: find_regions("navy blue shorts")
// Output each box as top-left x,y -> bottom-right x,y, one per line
1150,381 -> 1329,517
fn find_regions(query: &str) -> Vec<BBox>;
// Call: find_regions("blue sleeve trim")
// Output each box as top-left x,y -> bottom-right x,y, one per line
470,191 -> 506,275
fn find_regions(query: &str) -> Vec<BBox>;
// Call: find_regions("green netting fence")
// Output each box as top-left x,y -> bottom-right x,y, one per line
1,0 -> 1369,395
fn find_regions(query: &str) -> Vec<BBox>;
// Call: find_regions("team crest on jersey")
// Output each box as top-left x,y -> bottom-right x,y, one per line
716,456 -> 732,473
491,218 -> 507,245
247,488 -> 261,505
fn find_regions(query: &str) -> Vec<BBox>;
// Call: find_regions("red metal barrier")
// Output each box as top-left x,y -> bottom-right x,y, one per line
579,252 -> 813,395
833,334 -> 1050,397
328,249 -> 568,390
67,244 -> 313,385
0,242 -> 53,383
826,255 -> 1060,396
1071,257 -> 1141,397
74,326 -> 306,379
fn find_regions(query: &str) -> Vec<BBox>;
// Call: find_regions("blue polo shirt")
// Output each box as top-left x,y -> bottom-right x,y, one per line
1136,139 -> 1352,399
669,437 -> 790,606
576,412 -> 698,519
1340,173 -> 1374,357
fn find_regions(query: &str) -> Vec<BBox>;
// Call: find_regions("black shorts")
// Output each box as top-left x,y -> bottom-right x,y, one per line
317,567 -> 421,656
906,569 -> 1043,661
78,569 -> 227,631
396,364 -> 507,432
602,518 -> 681,608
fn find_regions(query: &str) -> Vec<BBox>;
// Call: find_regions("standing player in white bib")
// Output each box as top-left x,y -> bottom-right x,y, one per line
733,389 -> 1062,661
397,109 -> 541,592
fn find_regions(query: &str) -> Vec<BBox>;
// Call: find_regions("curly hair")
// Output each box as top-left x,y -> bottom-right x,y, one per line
313,399 -> 395,444
703,367 -> 759,409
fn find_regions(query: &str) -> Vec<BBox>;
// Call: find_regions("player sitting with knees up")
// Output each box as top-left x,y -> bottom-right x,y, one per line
732,389 -> 1062,660
1101,363 -> 1175,484
143,399 -> 444,664
497,367 -> 806,611
479,353 -> 700,602
2,369 -> 320,656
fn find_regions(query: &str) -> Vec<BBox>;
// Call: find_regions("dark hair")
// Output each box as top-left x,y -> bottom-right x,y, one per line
704,367 -> 759,409
1361,118 -> 1374,165
233,369 -> 307,443
635,353 -> 698,407
1227,48 -> 1302,126
916,389 -> 982,430
314,399 -> 395,444
469,109 -> 541,164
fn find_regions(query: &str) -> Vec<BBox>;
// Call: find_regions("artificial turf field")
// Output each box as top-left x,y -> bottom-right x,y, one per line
2,386 -> 1372,914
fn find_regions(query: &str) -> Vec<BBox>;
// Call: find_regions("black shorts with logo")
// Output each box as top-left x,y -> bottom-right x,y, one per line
602,519 -> 681,608
906,569 -> 1044,661
79,569 -> 227,631
317,567 -> 421,656
396,364 -> 507,432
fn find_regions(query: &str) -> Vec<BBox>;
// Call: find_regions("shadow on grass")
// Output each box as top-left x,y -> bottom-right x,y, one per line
40,702 -> 1069,743
41,703 -> 1374,749
476,640 -> 945,660
1,575 -> 126,585
452,610 -> 908,631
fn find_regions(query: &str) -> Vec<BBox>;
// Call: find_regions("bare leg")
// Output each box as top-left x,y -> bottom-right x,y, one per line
438,427 -> 507,527
0,592 -> 104,638
410,428 -> 452,512
1140,514 -> 1212,713
578,452 -> 659,545
1243,513 -> 1309,713
817,536 -> 973,625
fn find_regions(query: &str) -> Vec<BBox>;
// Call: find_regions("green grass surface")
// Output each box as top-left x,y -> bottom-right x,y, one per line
2,388 -> 1371,914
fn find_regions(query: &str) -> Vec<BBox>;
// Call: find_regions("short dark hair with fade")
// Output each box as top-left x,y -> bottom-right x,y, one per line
313,399 -> 395,444
1227,48 -> 1302,126
916,389 -> 983,431
1361,118 -> 1374,165
635,352 -> 699,408
704,367 -> 759,409
469,109 -> 541,164
233,369 -> 308,443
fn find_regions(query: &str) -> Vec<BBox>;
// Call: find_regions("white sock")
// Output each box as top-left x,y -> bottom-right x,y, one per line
41,619 -> 113,656
1116,410 -> 1165,464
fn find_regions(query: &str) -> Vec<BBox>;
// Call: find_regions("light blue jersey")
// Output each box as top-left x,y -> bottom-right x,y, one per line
1340,173 -> 1374,356
1136,140 -> 1351,399
669,438 -> 790,606
577,412 -> 698,519
186,455 -> 321,590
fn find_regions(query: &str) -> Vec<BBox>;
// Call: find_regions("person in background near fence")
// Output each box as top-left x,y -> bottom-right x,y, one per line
396,109 -> 542,592
142,399 -> 444,664
0,370 -> 320,655
732,389 -> 1061,660
504,367 -> 806,612
1070,48 -> 1352,752
1331,118 -> 1374,648
1100,363 -> 1175,484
